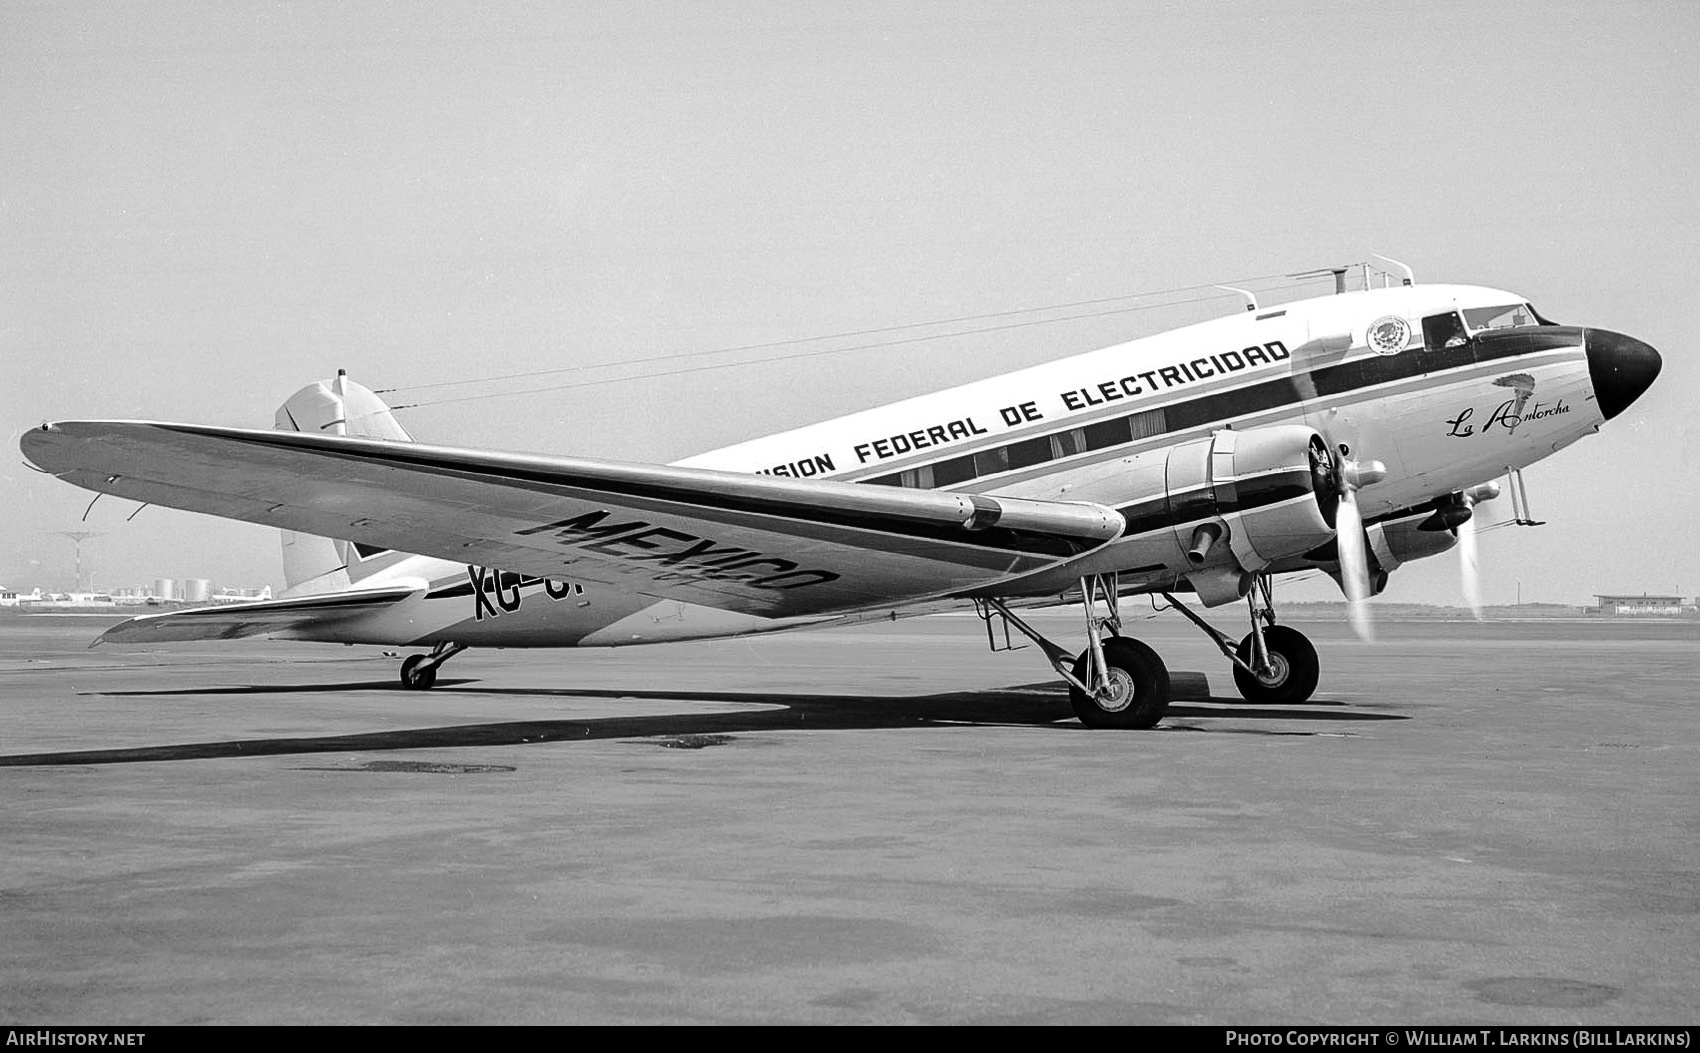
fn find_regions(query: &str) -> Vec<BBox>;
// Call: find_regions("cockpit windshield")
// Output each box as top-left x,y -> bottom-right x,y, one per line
1463,303 -> 1539,332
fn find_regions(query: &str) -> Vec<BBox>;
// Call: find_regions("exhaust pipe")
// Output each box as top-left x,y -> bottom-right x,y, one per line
1188,523 -> 1223,566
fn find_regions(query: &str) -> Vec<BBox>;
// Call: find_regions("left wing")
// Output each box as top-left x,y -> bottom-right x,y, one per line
22,422 -> 1124,619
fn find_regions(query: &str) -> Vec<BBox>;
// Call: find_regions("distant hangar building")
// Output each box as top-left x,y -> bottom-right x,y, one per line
1590,594 -> 1692,616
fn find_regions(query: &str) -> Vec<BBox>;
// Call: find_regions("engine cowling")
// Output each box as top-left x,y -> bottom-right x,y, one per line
1366,515 -> 1458,572
1262,512 -> 1459,596
1163,425 -> 1340,604
984,424 -> 1349,605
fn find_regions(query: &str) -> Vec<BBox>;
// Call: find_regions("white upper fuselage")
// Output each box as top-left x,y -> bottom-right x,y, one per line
681,284 -> 1592,514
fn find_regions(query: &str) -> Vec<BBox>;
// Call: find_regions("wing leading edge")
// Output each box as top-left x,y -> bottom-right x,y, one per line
23,421 -> 1124,619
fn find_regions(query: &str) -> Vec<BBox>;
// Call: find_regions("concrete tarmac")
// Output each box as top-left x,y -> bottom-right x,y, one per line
1,611 -> 1696,1024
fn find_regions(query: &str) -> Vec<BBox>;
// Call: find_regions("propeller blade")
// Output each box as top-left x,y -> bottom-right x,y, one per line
1335,486 -> 1374,642
1457,505 -> 1482,620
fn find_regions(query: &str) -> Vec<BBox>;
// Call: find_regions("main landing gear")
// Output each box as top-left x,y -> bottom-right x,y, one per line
1161,574 -> 1320,706
980,573 -> 1171,729
398,641 -> 466,690
978,572 -> 1320,729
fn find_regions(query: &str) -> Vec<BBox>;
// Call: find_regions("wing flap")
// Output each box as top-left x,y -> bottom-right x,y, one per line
23,421 -> 1124,619
93,585 -> 418,645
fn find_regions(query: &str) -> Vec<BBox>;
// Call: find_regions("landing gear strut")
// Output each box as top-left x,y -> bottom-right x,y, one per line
980,573 -> 1172,729
398,641 -> 466,690
1163,574 -> 1320,705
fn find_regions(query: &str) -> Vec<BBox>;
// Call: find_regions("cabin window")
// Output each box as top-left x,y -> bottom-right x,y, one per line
858,404 -> 1174,489
900,465 -> 936,488
1006,435 -> 1053,471
1463,303 -> 1538,332
1051,428 -> 1086,459
1128,407 -> 1168,440
1082,416 -> 1133,450
867,465 -> 938,488
1421,311 -> 1470,351
972,446 -> 1011,477
932,456 -> 977,487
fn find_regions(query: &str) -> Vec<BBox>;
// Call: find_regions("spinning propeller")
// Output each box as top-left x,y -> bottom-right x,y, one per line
1421,481 -> 1501,621
1312,435 -> 1502,639
1328,445 -> 1386,642
1456,509 -> 1480,619
1307,436 -> 1385,641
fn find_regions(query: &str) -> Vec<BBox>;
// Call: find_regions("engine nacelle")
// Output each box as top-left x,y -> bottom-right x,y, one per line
1000,424 -> 1341,606
1366,515 -> 1458,573
1261,513 -> 1459,598
1163,425 -> 1339,605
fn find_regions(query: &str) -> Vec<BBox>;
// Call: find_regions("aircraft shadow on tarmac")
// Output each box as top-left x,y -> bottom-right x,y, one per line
1,675 -> 1406,767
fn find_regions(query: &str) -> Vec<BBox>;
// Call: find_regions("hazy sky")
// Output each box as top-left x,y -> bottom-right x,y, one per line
3,1 -> 1695,607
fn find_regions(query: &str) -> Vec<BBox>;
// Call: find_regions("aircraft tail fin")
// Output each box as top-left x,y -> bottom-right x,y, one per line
274,372 -> 414,595
275,369 -> 413,442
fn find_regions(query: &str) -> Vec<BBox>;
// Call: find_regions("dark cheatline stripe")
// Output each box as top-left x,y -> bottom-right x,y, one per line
859,326 -> 1585,485
1171,327 -> 1581,429
1118,495 -> 1172,538
1167,483 -> 1218,530
157,427 -> 1106,560
1116,468 -> 1317,538
1231,468 -> 1317,511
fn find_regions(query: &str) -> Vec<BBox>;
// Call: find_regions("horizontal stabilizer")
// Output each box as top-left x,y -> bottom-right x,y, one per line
93,585 -> 418,646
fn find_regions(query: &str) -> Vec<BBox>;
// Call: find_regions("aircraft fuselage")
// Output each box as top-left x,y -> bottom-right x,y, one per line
285,282 -> 1657,648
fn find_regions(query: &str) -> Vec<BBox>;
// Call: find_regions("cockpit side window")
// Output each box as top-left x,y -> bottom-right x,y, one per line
1421,311 -> 1470,351
1463,303 -> 1539,332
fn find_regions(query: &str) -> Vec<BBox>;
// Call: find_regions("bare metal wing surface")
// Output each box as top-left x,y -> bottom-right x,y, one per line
92,585 -> 419,646
22,421 -> 1124,618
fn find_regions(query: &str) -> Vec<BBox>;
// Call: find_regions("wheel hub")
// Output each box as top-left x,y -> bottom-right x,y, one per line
1093,667 -> 1137,713
1256,652 -> 1290,688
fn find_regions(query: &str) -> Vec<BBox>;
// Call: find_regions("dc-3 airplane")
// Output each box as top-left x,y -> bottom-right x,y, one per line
20,273 -> 1661,728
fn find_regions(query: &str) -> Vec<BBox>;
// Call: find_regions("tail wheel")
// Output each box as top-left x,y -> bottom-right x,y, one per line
1232,625 -> 1319,704
1069,637 -> 1171,729
399,654 -> 438,691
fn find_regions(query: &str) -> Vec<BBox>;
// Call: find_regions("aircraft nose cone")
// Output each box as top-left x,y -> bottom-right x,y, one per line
1585,328 -> 1661,420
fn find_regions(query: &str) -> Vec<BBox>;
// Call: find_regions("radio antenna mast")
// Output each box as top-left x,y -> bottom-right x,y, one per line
52,531 -> 105,593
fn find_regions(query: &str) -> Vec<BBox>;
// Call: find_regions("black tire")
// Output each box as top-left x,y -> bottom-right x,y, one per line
400,654 -> 438,691
1068,636 -> 1171,729
1232,625 -> 1319,704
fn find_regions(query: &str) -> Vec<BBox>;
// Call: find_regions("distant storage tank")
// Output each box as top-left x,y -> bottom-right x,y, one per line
154,578 -> 175,601
184,578 -> 211,603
